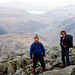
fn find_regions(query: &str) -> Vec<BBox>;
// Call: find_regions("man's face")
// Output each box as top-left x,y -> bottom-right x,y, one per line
34,38 -> 39,43
61,32 -> 66,37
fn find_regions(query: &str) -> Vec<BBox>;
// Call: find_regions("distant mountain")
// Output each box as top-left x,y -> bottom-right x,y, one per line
44,5 -> 75,19
0,7 -> 49,35
0,5 -> 75,35
0,7 -> 31,18
43,5 -> 75,27
42,17 -> 75,46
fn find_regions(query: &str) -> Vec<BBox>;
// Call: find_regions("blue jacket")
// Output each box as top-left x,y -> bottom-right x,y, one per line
30,41 -> 45,59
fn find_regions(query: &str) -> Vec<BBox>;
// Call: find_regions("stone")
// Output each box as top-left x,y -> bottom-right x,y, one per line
42,65 -> 75,75
52,46 -> 59,51
36,67 -> 42,73
8,73 -> 13,75
46,63 -> 52,70
60,65 -> 75,71
25,68 -> 30,73
22,71 -> 27,75
0,57 -> 7,63
51,57 -> 62,67
8,64 -> 15,74
10,57 -> 13,60
18,57 -> 26,67
70,56 -> 75,63
26,59 -> 32,65
0,63 -> 4,72
15,69 -> 23,75
70,48 -> 75,55
52,61 -> 60,66
22,54 -> 27,58
17,64 -> 21,70
71,67 -> 75,75
8,60 -> 17,72
0,72 -> 5,75
0,63 -> 8,73
44,58 -> 54,64
14,50 -> 25,56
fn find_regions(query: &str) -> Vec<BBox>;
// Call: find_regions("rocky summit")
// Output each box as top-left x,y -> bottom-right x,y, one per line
0,34 -> 75,75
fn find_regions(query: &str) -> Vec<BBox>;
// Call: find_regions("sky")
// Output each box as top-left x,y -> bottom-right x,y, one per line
0,0 -> 75,14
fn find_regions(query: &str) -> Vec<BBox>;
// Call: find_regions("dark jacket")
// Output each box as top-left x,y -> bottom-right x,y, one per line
30,41 -> 45,59
60,35 -> 70,50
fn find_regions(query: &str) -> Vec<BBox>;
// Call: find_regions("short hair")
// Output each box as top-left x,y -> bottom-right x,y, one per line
34,34 -> 39,39
61,31 -> 66,35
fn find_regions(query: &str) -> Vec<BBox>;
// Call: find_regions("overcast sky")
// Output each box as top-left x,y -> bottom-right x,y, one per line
0,0 -> 75,14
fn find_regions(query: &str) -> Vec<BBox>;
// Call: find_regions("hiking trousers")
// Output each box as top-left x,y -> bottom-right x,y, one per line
61,49 -> 70,66
33,55 -> 45,69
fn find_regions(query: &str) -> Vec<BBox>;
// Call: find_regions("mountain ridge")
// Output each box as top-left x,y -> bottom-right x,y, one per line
42,17 -> 75,46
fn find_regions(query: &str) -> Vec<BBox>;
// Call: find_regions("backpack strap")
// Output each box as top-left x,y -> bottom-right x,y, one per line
39,42 -> 43,52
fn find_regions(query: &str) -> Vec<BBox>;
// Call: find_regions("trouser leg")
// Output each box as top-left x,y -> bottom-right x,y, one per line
33,57 -> 38,70
65,50 -> 70,66
39,56 -> 45,70
61,51 -> 65,65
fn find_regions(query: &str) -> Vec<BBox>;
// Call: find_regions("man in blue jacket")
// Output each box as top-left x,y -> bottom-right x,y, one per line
30,34 -> 46,74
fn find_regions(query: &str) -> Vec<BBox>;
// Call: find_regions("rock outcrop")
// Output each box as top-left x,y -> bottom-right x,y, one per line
0,34 -> 75,75
0,46 -> 74,75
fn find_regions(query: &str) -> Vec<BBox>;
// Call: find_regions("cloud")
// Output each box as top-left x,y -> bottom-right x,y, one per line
10,0 -> 75,8
0,0 -> 11,3
0,0 -> 75,11
0,0 -> 75,3
0,0 -> 75,6
13,0 -> 75,4
28,10 -> 46,14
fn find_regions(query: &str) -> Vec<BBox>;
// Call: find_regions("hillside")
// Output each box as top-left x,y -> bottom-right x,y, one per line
0,33 -> 48,56
0,7 -> 31,18
44,5 -> 75,20
35,5 -> 75,34
0,27 -> 7,34
42,17 -> 75,46
0,33 -> 74,75
0,5 -> 75,35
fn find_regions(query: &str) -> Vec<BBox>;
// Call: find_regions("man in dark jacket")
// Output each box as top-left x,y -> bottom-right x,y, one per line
30,35 -> 46,74
60,31 -> 70,67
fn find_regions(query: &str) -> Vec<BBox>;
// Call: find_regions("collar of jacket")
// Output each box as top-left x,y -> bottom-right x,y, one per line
34,41 -> 40,45
61,35 -> 67,39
